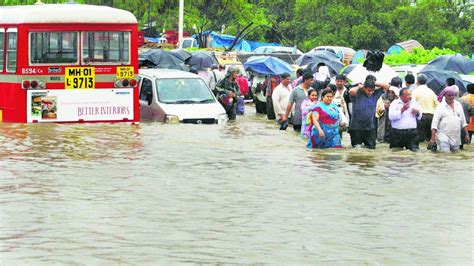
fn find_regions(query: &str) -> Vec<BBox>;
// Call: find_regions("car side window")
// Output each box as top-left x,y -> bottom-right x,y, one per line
139,78 -> 153,101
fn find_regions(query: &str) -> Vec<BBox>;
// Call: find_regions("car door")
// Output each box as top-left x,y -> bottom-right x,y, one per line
138,77 -> 154,120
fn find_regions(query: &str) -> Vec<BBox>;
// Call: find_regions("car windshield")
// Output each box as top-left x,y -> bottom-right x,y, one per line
181,39 -> 193,49
156,78 -> 216,104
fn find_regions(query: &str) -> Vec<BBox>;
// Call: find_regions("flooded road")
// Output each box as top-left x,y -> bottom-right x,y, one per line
0,107 -> 472,264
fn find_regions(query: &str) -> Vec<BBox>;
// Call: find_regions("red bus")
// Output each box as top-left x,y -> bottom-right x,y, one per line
0,3 -> 139,123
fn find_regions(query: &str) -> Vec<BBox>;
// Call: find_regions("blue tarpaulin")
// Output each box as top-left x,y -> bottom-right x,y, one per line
194,31 -> 280,52
145,36 -> 167,43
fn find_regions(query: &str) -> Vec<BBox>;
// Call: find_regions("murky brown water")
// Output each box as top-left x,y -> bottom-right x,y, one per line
1,106 -> 473,264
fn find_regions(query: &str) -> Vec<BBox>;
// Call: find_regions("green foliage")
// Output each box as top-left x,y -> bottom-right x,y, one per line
384,47 -> 457,65
1,0 -> 472,55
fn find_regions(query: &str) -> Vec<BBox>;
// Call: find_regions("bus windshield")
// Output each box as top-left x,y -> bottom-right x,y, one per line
82,31 -> 130,64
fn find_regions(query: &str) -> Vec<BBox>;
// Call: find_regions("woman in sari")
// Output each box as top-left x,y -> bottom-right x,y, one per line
307,88 -> 342,149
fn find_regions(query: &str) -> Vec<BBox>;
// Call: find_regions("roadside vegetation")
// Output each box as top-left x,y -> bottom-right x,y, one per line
2,0 -> 473,55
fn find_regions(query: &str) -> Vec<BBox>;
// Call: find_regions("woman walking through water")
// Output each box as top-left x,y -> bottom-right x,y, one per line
307,88 -> 342,149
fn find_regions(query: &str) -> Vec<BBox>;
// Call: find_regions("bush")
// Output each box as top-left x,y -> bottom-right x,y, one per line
384,47 -> 457,65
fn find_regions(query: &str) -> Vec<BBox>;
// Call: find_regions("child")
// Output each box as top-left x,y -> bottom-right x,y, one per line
301,89 -> 318,138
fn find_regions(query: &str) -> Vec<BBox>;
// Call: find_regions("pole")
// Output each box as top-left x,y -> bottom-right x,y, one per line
178,0 -> 184,47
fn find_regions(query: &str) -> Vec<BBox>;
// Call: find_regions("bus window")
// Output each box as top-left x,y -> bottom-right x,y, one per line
6,29 -> 17,73
0,29 -> 4,72
82,32 -> 130,64
30,32 -> 78,64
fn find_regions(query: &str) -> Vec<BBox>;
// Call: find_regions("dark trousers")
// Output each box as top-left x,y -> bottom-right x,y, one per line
350,129 -> 377,149
293,124 -> 301,132
390,128 -> 419,151
255,99 -> 267,114
218,96 -> 237,120
266,96 -> 276,120
417,113 -> 433,142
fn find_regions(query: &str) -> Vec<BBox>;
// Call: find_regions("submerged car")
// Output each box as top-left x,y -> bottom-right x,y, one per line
138,69 -> 227,124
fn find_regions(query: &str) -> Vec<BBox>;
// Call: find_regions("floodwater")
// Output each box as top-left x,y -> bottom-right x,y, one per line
0,106 -> 472,264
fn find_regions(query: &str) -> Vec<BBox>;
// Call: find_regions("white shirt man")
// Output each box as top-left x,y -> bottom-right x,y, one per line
430,90 -> 468,152
389,97 -> 422,129
388,88 -> 422,151
272,74 -> 293,120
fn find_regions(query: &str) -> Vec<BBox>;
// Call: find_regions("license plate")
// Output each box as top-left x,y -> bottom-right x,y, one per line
65,67 -> 95,89
116,66 -> 134,79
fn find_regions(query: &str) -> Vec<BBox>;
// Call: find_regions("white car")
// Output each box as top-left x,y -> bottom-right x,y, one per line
312,46 -> 356,64
138,69 -> 227,124
253,46 -> 303,55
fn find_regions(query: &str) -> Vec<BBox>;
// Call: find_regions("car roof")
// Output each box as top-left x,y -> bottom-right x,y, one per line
139,69 -> 202,79
314,46 -> 356,53
255,46 -> 294,50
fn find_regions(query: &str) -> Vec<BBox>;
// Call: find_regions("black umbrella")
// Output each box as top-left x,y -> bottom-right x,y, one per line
139,49 -> 187,70
418,67 -> 467,95
426,54 -> 474,75
187,51 -> 219,70
171,49 -> 192,61
296,50 -> 344,77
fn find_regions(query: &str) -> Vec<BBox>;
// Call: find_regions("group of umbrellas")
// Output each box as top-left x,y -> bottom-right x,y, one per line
141,48 -> 473,95
244,50 -> 473,95
418,54 -> 474,94
139,49 -> 219,71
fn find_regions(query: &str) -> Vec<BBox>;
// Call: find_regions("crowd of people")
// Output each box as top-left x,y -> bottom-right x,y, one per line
207,62 -> 473,153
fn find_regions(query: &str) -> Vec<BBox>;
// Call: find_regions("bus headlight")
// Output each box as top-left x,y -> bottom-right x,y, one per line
218,113 -> 228,124
165,115 -> 180,124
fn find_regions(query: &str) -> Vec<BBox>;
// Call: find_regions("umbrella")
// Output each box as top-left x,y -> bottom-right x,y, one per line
187,51 -> 219,70
139,49 -> 188,70
418,68 -> 467,95
171,49 -> 192,61
243,56 -> 293,76
295,50 -> 344,77
346,63 -> 398,85
426,54 -> 474,75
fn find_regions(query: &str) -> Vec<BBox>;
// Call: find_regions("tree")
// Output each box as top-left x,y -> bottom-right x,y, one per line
184,0 -> 270,49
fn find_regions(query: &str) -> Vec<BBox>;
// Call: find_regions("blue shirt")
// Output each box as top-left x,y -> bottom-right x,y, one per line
349,89 -> 384,130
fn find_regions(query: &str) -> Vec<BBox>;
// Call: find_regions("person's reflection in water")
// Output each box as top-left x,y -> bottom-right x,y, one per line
344,152 -> 377,168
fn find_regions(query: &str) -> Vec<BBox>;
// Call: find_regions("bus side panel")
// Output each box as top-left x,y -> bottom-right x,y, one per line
130,27 -> 139,123
0,83 -> 27,123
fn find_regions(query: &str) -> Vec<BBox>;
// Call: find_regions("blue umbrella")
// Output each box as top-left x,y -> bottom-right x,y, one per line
426,54 -> 474,75
418,67 -> 467,95
243,56 -> 293,76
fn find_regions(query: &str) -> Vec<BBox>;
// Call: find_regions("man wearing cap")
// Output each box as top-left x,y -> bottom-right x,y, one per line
388,87 -> 423,151
412,74 -> 438,141
430,86 -> 470,152
215,67 -> 240,120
